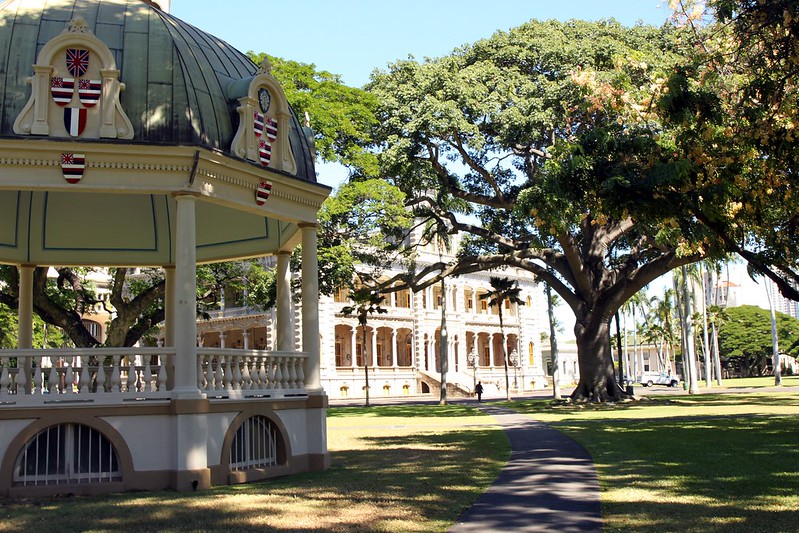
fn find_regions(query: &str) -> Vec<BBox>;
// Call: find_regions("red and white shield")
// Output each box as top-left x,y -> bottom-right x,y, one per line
78,79 -> 101,107
256,179 -> 272,205
63,107 -> 87,137
61,153 -> 85,184
254,111 -> 265,138
258,139 -> 272,167
265,117 -> 278,143
51,77 -> 75,106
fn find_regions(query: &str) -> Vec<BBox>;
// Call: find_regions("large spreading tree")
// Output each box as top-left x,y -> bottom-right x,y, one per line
366,19 -> 735,402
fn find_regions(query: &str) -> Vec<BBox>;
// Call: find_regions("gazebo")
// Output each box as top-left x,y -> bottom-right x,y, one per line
0,0 -> 330,496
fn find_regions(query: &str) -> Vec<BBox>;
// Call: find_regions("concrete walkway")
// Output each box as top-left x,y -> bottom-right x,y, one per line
448,405 -> 602,532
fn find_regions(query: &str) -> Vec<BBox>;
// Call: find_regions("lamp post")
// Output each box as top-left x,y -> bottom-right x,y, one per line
439,278 -> 448,405
468,350 -> 477,395
510,350 -> 518,391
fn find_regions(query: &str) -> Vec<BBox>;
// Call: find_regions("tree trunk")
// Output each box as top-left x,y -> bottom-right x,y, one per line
571,318 -> 629,402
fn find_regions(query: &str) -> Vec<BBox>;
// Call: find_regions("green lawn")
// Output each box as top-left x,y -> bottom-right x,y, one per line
1,392 -> 798,532
509,391 -> 799,532
0,404 -> 508,533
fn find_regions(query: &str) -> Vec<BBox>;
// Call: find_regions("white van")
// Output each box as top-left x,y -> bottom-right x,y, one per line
638,371 -> 680,387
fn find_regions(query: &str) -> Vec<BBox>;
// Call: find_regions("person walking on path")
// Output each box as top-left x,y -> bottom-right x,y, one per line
449,405 -> 602,532
475,381 -> 484,402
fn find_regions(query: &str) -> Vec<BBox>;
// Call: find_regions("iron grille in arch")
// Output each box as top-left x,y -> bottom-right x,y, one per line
14,424 -> 121,486
230,415 -> 278,470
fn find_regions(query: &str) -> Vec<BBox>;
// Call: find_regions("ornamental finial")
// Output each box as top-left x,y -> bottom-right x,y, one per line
258,58 -> 273,76
65,16 -> 91,34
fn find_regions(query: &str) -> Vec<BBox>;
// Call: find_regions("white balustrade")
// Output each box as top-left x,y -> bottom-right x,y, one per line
0,347 -> 308,403
196,349 -> 308,397
0,348 -> 173,401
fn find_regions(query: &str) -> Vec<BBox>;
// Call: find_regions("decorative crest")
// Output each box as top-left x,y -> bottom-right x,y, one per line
65,16 -> 91,35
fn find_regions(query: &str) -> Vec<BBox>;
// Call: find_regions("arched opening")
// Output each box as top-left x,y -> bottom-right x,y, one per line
229,415 -> 284,471
14,423 -> 121,486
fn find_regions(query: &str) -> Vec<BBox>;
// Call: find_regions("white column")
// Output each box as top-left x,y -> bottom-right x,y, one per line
172,193 -> 200,397
351,328 -> 357,368
276,251 -> 292,351
370,328 -> 377,368
17,265 -> 34,349
219,332 -> 226,349
243,331 -> 250,350
300,223 -> 321,390
391,330 -> 398,367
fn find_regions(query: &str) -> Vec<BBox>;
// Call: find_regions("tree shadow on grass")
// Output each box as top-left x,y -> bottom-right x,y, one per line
328,404 -> 485,419
0,428 -> 507,533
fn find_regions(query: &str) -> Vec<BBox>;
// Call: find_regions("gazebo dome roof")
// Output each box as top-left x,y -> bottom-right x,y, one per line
0,0 -> 316,182
0,0 -> 329,268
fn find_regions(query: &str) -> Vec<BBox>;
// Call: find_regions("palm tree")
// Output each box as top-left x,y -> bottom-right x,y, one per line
480,276 -> 524,401
342,287 -> 387,407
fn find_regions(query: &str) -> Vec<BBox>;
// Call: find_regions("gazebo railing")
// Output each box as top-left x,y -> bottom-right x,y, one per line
0,348 -> 173,401
197,348 -> 307,397
0,347 -> 308,403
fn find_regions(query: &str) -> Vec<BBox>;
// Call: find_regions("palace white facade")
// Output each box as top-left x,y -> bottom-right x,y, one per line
192,231 -> 550,400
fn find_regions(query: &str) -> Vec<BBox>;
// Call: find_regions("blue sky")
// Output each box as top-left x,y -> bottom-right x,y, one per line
168,1 -> 679,336
171,1 -> 672,88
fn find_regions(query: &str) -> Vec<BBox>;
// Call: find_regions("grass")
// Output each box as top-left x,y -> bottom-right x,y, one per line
0,404 -> 509,533
2,390 -> 799,532
508,390 -> 799,532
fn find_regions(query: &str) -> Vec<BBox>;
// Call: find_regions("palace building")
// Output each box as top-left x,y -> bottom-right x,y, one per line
191,229 -> 550,400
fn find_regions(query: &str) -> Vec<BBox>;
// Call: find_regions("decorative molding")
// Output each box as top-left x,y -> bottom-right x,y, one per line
13,16 -> 134,140
230,66 -> 296,175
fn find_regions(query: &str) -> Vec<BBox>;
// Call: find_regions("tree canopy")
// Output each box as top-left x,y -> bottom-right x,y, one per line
718,305 -> 799,376
365,18 -> 728,401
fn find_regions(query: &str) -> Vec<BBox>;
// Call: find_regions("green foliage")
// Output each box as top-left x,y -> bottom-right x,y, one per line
718,305 -> 799,376
663,0 -> 799,299
248,52 -> 380,177
318,178 -> 411,291
197,260 -> 274,315
365,18 -> 709,401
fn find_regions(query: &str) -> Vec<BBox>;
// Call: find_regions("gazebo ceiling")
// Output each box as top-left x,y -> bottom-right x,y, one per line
0,0 -> 329,267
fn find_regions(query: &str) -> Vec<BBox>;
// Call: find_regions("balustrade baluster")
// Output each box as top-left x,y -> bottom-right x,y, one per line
232,356 -> 242,390
65,357 -> 75,394
223,356 -> 233,391
34,356 -> 43,395
205,354 -> 215,391
288,358 -> 298,389
0,357 -> 9,396
79,356 -> 90,393
111,355 -> 121,393
157,357 -> 167,391
17,357 -> 28,395
96,360 -> 107,393
215,356 -> 224,391
267,357 -> 276,389
259,357 -> 268,390
296,358 -> 305,389
48,363 -> 58,394
275,357 -> 286,389
144,356 -> 153,392
241,357 -> 251,390
127,360 -> 137,393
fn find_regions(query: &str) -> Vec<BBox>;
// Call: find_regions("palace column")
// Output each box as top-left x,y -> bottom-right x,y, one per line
391,330 -> 398,368
300,223 -> 321,391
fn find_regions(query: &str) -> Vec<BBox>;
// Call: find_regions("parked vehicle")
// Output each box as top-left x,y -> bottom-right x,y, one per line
638,371 -> 679,387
